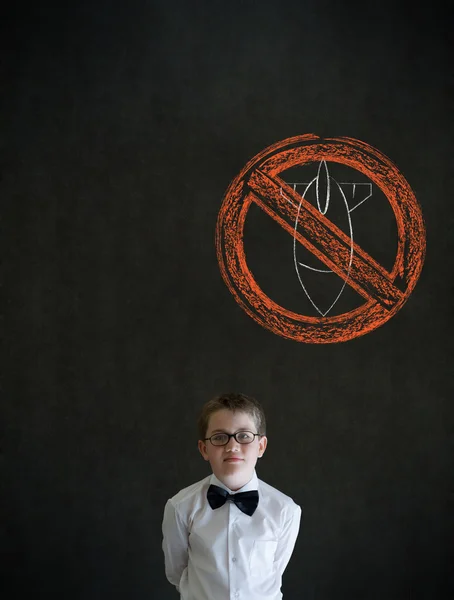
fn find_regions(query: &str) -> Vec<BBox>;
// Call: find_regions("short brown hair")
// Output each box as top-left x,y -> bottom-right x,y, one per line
197,392 -> 266,440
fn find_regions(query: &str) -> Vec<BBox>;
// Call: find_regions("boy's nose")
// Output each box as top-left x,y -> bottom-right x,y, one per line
225,436 -> 241,449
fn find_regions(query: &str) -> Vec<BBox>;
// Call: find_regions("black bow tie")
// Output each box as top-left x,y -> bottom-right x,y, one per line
207,484 -> 259,516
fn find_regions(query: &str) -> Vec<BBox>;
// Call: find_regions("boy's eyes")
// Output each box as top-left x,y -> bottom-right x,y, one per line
211,431 -> 253,442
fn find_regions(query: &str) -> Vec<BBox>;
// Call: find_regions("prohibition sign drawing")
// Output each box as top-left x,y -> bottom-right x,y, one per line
215,134 -> 426,343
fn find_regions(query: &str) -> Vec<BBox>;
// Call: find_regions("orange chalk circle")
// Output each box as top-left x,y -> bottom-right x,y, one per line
216,134 -> 426,343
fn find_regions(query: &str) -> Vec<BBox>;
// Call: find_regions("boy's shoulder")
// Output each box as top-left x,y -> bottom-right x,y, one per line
167,474 -> 212,510
258,475 -> 301,513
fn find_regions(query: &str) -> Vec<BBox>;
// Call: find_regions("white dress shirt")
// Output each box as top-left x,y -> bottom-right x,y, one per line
162,469 -> 302,600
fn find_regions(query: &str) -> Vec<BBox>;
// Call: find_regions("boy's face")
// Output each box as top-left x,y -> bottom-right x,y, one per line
198,409 -> 267,491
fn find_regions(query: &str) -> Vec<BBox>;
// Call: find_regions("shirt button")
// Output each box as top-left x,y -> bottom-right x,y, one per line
232,557 -> 237,562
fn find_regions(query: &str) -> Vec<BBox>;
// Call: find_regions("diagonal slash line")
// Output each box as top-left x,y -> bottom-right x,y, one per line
248,169 -> 403,310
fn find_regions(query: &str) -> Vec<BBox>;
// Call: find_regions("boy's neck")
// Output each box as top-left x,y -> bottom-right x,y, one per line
213,470 -> 256,492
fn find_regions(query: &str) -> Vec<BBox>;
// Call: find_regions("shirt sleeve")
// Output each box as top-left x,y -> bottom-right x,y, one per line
162,498 -> 189,592
273,502 -> 302,576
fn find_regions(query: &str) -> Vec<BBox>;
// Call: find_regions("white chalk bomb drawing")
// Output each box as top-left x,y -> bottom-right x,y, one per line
280,161 -> 372,316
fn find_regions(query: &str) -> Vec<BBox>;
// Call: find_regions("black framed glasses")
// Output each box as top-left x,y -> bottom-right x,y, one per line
204,431 -> 262,446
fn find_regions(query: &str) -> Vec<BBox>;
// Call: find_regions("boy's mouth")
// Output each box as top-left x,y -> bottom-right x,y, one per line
224,458 -> 243,462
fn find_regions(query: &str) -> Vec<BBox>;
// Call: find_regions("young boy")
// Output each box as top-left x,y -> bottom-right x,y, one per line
162,392 -> 302,599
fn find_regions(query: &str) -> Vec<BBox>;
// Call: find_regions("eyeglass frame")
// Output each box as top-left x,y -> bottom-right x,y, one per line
203,430 -> 264,446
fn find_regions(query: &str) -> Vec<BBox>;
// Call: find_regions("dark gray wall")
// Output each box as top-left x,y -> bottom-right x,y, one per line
2,1 -> 453,598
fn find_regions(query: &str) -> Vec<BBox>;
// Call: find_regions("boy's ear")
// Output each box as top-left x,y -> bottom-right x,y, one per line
198,439 -> 209,461
258,435 -> 268,458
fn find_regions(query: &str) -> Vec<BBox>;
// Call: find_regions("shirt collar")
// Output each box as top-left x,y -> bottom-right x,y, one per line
209,469 -> 258,494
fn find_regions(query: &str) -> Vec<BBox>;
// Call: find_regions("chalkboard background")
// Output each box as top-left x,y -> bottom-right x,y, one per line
2,1 -> 453,598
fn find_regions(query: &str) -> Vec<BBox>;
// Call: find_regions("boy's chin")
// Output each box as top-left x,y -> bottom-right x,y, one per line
214,462 -> 255,482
